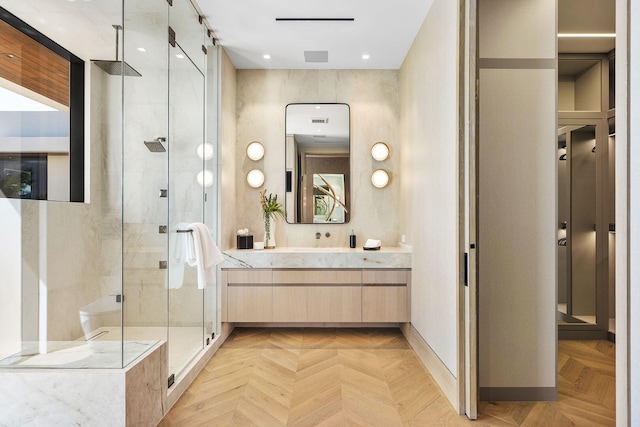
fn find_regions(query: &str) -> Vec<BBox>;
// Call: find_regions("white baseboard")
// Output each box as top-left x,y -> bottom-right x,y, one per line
401,323 -> 459,411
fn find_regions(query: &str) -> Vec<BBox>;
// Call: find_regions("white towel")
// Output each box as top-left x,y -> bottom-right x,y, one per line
166,222 -> 190,289
364,239 -> 381,249
186,222 -> 224,289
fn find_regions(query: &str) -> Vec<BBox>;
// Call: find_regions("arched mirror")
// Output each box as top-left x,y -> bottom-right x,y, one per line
285,103 -> 350,224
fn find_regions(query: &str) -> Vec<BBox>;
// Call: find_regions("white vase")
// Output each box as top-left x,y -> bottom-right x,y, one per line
264,217 -> 276,249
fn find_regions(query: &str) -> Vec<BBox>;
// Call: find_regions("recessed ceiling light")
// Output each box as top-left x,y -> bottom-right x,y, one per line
176,54 -> 184,59
263,54 -> 271,59
362,54 -> 370,60
137,47 -> 147,52
557,33 -> 615,38
315,106 -> 321,109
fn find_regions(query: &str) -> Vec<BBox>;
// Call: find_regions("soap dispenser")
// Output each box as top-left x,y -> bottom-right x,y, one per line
349,230 -> 356,248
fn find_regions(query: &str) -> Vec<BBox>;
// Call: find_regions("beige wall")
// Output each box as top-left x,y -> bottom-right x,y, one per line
399,0 -> 460,378
478,0 -> 557,399
232,69 -> 400,249
220,49 -> 237,250
627,0 -> 639,423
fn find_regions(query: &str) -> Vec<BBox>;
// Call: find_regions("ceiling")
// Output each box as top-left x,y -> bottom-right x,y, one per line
0,0 -> 616,74
558,0 -> 616,54
198,0 -> 434,70
198,0 -> 616,69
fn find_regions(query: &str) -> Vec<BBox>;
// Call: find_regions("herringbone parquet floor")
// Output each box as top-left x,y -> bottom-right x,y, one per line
158,328 -> 615,426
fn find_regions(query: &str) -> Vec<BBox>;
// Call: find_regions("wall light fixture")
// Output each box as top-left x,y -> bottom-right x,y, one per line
371,142 -> 389,161
246,141 -> 264,161
247,169 -> 265,188
371,169 -> 390,188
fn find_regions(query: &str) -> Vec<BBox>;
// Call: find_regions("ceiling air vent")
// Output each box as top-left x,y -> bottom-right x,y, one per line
304,50 -> 328,63
310,117 -> 329,124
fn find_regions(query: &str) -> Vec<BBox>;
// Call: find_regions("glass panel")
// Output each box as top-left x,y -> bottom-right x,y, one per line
121,0 -> 170,366
167,28 -> 206,377
203,46 -> 220,345
171,0 -> 207,74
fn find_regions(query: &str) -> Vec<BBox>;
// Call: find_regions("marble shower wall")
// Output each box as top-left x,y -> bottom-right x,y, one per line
234,70 -> 401,249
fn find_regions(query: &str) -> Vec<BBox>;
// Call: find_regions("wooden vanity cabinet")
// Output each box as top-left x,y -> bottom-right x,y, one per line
222,268 -> 410,324
272,269 -> 362,322
362,270 -> 410,322
225,269 -> 273,322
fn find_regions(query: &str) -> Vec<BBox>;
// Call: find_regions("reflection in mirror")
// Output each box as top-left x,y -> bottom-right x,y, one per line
557,124 -> 597,326
285,103 -> 350,224
313,173 -> 347,223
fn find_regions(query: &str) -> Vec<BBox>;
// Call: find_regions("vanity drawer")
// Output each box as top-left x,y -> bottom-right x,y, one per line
273,286 -> 361,322
272,269 -> 361,285
362,286 -> 409,322
307,286 -> 361,322
362,269 -> 408,285
227,269 -> 272,285
227,286 -> 273,322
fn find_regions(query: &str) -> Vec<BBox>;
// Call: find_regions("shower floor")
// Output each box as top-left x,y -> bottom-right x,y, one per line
0,339 -> 159,369
0,327 -> 206,375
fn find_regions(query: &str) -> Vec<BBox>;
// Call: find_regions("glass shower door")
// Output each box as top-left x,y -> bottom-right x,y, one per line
167,41 -> 205,378
122,0 -> 169,367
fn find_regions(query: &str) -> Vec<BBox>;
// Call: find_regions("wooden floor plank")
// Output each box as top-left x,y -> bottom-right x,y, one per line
160,329 -> 615,426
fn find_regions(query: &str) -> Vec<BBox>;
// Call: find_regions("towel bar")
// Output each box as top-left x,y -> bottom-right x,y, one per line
176,229 -> 193,233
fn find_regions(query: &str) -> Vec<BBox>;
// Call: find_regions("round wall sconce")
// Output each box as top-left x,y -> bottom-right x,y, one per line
371,169 -> 390,188
196,143 -> 214,160
371,142 -> 390,161
246,141 -> 264,161
197,169 -> 214,187
247,169 -> 265,188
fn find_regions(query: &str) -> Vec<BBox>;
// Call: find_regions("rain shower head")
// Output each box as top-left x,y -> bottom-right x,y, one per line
92,60 -> 141,77
144,137 -> 166,152
92,25 -> 141,77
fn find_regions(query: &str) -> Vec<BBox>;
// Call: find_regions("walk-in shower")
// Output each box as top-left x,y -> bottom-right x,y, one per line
0,0 -> 220,421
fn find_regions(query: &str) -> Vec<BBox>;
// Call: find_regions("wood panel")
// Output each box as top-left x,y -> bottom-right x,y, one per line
362,269 -> 408,285
0,20 -> 69,107
362,286 -> 409,322
306,286 -> 361,322
160,330 -> 616,426
273,287 -> 307,322
227,269 -> 272,284
227,286 -> 273,322
273,269 -> 361,285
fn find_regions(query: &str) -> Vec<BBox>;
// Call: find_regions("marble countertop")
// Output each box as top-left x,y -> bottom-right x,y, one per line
222,246 -> 412,269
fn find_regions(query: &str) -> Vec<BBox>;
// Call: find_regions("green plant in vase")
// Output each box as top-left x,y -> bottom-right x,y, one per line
260,189 -> 284,248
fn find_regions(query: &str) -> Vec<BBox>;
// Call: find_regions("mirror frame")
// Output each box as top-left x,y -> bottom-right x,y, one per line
285,103 -> 350,224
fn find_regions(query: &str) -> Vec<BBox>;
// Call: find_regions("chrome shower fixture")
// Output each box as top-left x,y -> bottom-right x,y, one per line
92,25 -> 142,77
144,137 -> 167,152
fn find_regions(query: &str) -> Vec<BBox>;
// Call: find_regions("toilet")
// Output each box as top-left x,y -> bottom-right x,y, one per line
79,296 -> 121,338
